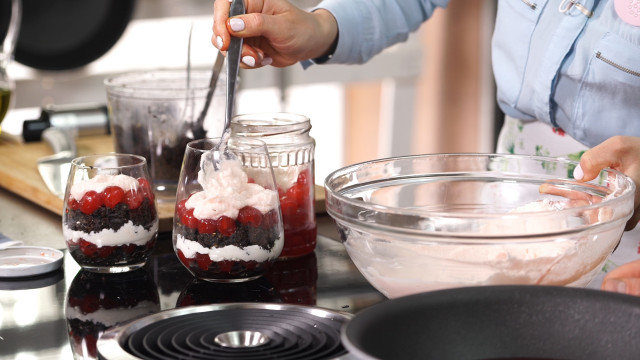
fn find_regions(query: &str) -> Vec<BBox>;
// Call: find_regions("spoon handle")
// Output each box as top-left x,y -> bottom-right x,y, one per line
225,0 -> 245,135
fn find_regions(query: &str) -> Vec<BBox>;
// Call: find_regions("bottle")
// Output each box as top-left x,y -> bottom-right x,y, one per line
231,113 -> 316,258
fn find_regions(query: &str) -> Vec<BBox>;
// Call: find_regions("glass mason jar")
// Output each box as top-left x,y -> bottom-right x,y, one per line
231,113 -> 316,258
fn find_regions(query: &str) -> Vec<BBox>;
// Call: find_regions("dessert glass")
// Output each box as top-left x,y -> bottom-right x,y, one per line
63,154 -> 158,273
231,113 -> 316,258
104,70 -> 227,202
173,137 -> 284,282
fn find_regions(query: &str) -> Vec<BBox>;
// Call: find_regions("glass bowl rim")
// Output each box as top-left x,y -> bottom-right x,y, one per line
324,152 -> 636,240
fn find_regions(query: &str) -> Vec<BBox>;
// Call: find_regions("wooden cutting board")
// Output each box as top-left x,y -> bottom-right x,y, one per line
0,135 -> 325,232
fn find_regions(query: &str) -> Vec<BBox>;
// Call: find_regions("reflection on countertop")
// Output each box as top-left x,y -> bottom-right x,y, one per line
0,223 -> 385,359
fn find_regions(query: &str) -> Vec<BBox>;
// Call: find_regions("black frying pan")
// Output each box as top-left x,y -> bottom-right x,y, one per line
0,0 -> 136,70
342,285 -> 640,360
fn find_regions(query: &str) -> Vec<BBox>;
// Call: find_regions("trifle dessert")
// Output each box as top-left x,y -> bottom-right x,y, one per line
173,138 -> 284,282
63,154 -> 158,272
65,270 -> 160,359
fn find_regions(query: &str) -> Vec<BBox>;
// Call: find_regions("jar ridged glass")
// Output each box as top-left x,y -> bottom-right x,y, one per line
231,113 -> 316,258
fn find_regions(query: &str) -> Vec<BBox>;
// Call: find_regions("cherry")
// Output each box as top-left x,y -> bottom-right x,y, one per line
180,208 -> 198,229
196,253 -> 213,270
176,249 -> 190,266
68,198 -> 80,211
238,206 -> 262,227
218,216 -> 237,236
280,197 -> 297,219
125,190 -> 144,209
197,218 -> 218,234
96,246 -> 115,258
286,183 -> 307,206
138,178 -> 155,202
80,191 -> 104,215
79,239 -> 98,257
176,199 -> 188,218
103,186 -> 125,208
217,260 -> 234,273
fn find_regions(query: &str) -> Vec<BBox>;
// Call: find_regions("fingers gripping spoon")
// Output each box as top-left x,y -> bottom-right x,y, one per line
224,0 -> 244,139
203,0 -> 245,168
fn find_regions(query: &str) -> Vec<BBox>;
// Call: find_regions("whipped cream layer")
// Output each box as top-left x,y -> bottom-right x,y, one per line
176,234 -> 283,263
66,300 -> 159,327
187,158 -> 278,220
63,221 -> 158,247
70,174 -> 139,201
344,198 -> 620,298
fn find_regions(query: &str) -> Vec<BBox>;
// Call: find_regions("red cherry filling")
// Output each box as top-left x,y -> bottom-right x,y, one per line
196,253 -> 213,270
238,206 -> 262,227
197,218 -> 218,234
80,191 -> 104,215
180,208 -> 198,229
125,190 -> 144,209
217,216 -> 237,236
103,186 -> 125,209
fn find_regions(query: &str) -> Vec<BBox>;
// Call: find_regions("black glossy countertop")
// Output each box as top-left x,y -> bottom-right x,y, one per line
0,215 -> 385,359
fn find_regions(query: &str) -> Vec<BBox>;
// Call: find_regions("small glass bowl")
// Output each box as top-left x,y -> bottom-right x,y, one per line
62,154 -> 158,273
173,137 -> 284,282
325,153 -> 635,298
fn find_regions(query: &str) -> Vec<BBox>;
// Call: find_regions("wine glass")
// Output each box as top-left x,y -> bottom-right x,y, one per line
0,0 -> 21,130
62,153 -> 158,273
173,137 -> 284,282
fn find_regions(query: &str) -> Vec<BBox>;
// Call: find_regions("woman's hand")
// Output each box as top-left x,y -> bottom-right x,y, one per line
574,136 -> 640,296
574,136 -> 640,231
602,259 -> 640,296
212,0 -> 338,69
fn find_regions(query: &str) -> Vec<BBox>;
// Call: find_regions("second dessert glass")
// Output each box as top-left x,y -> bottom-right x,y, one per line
63,154 -> 158,273
173,137 -> 284,282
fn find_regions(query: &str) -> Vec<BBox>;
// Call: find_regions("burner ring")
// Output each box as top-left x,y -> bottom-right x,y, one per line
98,302 -> 352,360
214,330 -> 270,348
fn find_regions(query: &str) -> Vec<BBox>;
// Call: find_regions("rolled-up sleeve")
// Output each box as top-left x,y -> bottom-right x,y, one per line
314,0 -> 449,64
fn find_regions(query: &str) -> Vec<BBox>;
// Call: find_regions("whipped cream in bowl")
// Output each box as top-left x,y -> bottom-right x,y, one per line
172,137 -> 284,282
325,153 -> 635,298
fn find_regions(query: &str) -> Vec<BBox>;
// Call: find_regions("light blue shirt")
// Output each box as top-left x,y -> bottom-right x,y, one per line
314,0 -> 640,147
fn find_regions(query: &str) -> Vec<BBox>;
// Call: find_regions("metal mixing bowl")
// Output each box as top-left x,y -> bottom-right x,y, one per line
324,154 -> 635,298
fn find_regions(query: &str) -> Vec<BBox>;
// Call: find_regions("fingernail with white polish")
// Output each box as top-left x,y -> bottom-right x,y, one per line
573,164 -> 584,180
229,18 -> 245,32
261,57 -> 273,66
242,56 -> 256,67
215,36 -> 223,49
604,279 -> 627,294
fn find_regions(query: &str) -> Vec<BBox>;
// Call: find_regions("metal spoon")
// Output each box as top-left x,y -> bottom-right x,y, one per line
192,53 -> 224,139
223,0 -> 245,137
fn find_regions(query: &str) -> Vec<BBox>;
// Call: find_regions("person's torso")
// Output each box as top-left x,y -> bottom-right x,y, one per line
492,0 -> 640,147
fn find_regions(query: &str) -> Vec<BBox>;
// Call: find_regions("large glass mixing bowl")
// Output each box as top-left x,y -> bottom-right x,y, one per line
324,154 -> 635,298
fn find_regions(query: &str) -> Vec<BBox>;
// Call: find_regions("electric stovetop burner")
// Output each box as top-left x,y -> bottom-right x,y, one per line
97,303 -> 352,360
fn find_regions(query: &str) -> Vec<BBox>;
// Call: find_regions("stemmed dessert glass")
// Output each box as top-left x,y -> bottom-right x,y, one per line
173,137 -> 284,282
62,154 -> 158,273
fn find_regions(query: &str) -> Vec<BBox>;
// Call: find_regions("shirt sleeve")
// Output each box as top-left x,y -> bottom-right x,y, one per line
312,0 -> 449,64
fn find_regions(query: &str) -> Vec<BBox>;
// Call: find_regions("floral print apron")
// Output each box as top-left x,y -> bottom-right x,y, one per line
496,116 -> 640,289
